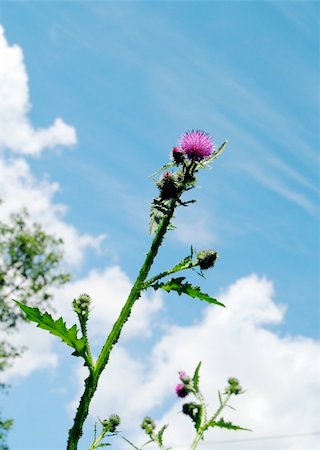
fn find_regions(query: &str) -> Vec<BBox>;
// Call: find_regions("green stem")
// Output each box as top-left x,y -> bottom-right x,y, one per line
143,261 -> 198,289
189,390 -> 207,450
79,315 -> 94,372
88,428 -> 104,450
67,200 -> 177,450
206,392 -> 232,427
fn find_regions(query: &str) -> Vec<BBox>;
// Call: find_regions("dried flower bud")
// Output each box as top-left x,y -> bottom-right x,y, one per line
141,416 -> 156,435
196,250 -> 218,270
72,293 -> 91,315
156,172 -> 179,200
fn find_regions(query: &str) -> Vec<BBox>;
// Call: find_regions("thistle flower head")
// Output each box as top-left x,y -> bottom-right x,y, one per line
101,414 -> 121,432
176,383 -> 189,398
196,249 -> 218,270
156,171 -> 179,199
172,146 -> 185,165
72,293 -> 91,316
180,130 -> 214,161
178,370 -> 191,383
225,377 -> 244,395
141,416 -> 156,435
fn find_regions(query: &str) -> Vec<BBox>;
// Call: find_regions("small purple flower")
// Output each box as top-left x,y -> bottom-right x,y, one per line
178,371 -> 191,383
176,383 -> 189,398
180,130 -> 214,161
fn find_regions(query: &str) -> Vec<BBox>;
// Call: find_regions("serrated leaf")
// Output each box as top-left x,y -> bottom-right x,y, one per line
206,417 -> 251,432
14,300 -> 86,357
157,424 -> 168,446
151,277 -> 225,307
149,198 -> 172,235
192,361 -> 202,391
200,141 -> 228,168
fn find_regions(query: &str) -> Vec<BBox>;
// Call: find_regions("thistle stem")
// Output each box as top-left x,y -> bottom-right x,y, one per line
143,261 -> 198,289
66,200 -> 176,450
189,389 -> 207,450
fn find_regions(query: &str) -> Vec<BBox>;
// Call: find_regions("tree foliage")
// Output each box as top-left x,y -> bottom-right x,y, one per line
0,204 -> 70,448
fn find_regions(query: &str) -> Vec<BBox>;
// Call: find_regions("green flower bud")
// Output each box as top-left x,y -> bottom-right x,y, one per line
141,416 -> 156,435
196,250 -> 218,270
108,414 -> 120,432
225,377 -> 243,395
72,293 -> 91,315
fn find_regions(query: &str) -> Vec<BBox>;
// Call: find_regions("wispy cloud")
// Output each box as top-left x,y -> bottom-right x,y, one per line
238,161 -> 318,215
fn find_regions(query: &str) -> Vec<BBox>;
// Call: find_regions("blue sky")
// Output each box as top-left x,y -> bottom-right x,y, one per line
0,2 -> 319,450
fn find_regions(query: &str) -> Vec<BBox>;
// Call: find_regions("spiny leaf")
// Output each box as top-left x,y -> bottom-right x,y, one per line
14,301 -> 86,358
151,277 -> 225,307
157,424 -> 168,446
170,255 -> 193,272
149,198 -> 172,235
192,361 -> 202,391
206,417 -> 251,432
200,141 -> 228,168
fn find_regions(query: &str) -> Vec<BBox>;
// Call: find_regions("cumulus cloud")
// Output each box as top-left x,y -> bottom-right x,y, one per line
0,323 -> 57,383
54,265 -> 163,340
76,274 -> 320,450
0,157 -> 104,267
0,25 -> 76,155
3,265 -> 163,384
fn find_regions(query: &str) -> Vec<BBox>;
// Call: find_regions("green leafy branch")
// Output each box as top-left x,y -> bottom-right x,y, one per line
150,277 -> 224,307
13,301 -> 89,362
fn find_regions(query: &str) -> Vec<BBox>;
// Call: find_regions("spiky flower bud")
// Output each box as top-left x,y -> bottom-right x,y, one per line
108,414 -> 121,432
176,382 -> 190,398
178,370 -> 191,383
182,402 -> 200,420
225,377 -> 243,395
196,250 -> 218,270
72,293 -> 91,315
172,146 -> 185,165
141,416 -> 156,435
156,172 -> 179,200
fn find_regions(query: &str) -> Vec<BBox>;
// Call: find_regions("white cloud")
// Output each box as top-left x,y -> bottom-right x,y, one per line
0,157 -> 104,267
75,274 -> 320,450
2,264 -> 163,386
54,265 -> 163,341
0,25 -> 76,155
0,323 -> 57,383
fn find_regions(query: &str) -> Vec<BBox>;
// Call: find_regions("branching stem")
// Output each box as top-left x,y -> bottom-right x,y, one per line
66,199 -> 177,450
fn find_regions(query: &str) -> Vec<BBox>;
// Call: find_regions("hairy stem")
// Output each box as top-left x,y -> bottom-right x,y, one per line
67,200 -> 176,450
189,390 -> 207,450
143,260 -> 198,288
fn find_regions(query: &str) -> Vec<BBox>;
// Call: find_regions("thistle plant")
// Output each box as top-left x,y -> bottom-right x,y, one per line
14,130 -> 247,449
125,363 -> 249,450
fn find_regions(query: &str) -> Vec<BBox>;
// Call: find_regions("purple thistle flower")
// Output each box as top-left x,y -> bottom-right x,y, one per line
180,130 -> 214,161
178,371 -> 191,383
176,383 -> 189,398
